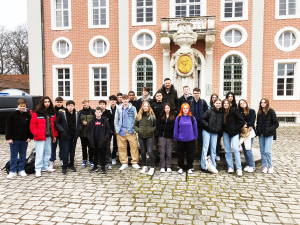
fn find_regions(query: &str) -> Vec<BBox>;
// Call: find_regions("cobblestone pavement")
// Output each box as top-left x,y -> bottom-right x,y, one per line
0,127 -> 299,225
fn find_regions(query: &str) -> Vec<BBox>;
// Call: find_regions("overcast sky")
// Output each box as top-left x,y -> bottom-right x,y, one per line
0,0 -> 27,30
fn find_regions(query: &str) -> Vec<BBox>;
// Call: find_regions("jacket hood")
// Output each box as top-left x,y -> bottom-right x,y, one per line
16,108 -> 27,112
82,106 -> 91,111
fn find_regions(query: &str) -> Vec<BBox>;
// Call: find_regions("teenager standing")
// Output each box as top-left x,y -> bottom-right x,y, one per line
177,86 -> 194,111
106,95 -> 118,164
136,86 -> 152,112
226,91 -> 237,109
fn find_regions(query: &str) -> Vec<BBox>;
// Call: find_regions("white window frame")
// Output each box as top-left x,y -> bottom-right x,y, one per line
219,51 -> 247,100
52,65 -> 73,100
170,0 -> 207,17
274,27 -> 300,52
275,0 -> 300,19
220,0 -> 248,21
51,0 -> 72,30
273,59 -> 300,100
132,0 -> 156,26
52,37 -> 72,59
89,64 -> 110,100
132,54 -> 156,98
89,35 -> 110,58
221,25 -> 247,48
132,29 -> 156,50
88,0 -> 109,29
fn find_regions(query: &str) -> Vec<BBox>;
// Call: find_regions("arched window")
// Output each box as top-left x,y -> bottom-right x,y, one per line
223,55 -> 243,96
136,58 -> 153,97
197,57 -> 201,88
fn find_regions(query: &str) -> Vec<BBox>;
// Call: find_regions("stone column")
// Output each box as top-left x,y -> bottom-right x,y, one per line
160,36 -> 171,81
204,35 -> 215,101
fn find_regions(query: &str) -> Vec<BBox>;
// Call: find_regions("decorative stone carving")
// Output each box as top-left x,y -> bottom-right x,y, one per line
205,35 -> 216,55
160,36 -> 170,56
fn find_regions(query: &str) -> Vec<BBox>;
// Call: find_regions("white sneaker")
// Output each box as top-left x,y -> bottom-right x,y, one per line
237,169 -> 243,176
36,170 -> 41,178
148,168 -> 154,175
112,159 -> 116,165
262,167 -> 268,173
160,168 -> 165,173
268,167 -> 274,174
119,164 -> 128,170
215,156 -> 221,161
178,168 -> 183,174
140,166 -> 148,173
18,171 -> 27,177
187,169 -> 193,174
247,167 -> 255,173
244,166 -> 250,172
132,164 -> 140,169
167,168 -> 172,172
228,168 -> 234,174
60,160 -> 63,166
6,172 -> 16,179
42,168 -> 56,173
49,161 -> 54,170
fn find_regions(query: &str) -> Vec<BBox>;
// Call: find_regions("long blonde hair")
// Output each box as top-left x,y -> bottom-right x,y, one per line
136,101 -> 156,121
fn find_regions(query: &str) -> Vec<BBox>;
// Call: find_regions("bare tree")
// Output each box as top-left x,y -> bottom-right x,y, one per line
0,26 -> 13,74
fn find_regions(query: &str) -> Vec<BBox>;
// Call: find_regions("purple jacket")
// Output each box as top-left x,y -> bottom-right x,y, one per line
174,115 -> 198,142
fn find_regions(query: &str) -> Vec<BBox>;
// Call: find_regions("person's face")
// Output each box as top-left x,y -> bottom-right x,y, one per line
122,98 -> 129,105
82,101 -> 89,109
261,100 -> 267,108
142,103 -> 149,112
164,80 -> 171,89
18,104 -> 26,113
129,93 -> 135,101
240,100 -> 247,109
193,91 -> 201,98
211,95 -> 217,103
95,110 -> 102,118
183,87 -> 189,95
156,93 -> 162,102
99,103 -> 106,110
44,99 -> 50,109
164,105 -> 170,114
223,101 -> 230,109
228,94 -> 233,102
214,100 -> 222,109
183,105 -> 189,114
117,96 -> 123,103
110,100 -> 117,106
66,104 -> 75,113
142,90 -> 149,97
56,101 -> 63,107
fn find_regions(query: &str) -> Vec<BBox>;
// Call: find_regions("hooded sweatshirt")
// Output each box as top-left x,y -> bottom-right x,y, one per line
173,115 -> 198,142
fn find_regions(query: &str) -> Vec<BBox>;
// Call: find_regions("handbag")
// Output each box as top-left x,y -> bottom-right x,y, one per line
205,156 -> 218,174
240,127 -> 250,138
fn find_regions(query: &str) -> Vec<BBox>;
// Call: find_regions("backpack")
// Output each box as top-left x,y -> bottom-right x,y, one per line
177,115 -> 195,131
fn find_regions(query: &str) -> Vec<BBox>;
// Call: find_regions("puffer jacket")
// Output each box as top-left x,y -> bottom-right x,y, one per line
79,107 -> 95,137
87,117 -> 111,148
134,113 -> 157,138
223,107 -> 246,138
30,112 -> 58,141
256,108 -> 279,140
200,106 -> 223,134
114,103 -> 137,135
155,84 -> 178,114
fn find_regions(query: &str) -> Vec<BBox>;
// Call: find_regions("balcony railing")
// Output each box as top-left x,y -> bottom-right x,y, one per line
160,16 -> 215,32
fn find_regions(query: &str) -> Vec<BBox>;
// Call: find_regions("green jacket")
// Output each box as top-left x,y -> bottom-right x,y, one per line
79,107 -> 95,137
134,113 -> 157,138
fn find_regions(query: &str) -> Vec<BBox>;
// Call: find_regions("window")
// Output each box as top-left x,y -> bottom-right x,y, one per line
278,117 -> 296,123
89,64 -> 110,100
225,30 -> 242,43
221,0 -> 248,21
279,32 -> 296,47
88,0 -> 109,28
197,57 -> 202,88
174,0 -> 203,17
132,29 -> 156,50
52,37 -> 72,59
221,25 -> 247,47
136,58 -> 153,96
89,35 -> 110,57
52,65 -> 73,100
275,27 -> 300,52
276,0 -> 300,19
132,0 -> 156,26
51,0 -> 72,30
223,55 -> 243,96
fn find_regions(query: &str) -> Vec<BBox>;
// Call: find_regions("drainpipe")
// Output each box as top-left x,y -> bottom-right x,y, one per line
41,0 -> 45,96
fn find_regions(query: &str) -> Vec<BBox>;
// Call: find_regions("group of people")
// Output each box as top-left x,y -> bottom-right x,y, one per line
5,78 -> 279,179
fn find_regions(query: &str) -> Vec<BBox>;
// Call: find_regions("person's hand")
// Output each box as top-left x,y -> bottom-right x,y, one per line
249,127 -> 253,131
26,138 -> 31,142
83,120 -> 87,126
241,124 -> 247,130
7,139 -> 13,144
53,137 -> 56,143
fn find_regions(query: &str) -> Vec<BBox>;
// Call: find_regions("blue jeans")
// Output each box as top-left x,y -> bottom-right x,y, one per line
223,132 -> 242,170
35,137 -> 52,171
10,140 -> 28,172
50,136 -> 62,162
259,134 -> 273,168
242,138 -> 255,167
60,138 -> 77,169
201,130 -> 217,170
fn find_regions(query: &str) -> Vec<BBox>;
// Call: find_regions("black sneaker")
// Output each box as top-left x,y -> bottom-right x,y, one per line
70,167 -> 76,172
62,169 -> 67,175
90,168 -> 98,173
101,168 -> 107,174
201,169 -> 211,174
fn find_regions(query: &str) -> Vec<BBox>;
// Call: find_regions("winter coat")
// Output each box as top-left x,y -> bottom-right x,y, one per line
200,106 -> 223,134
30,111 -> 58,141
241,108 -> 256,134
174,115 -> 198,142
106,104 -> 117,133
256,108 -> 279,140
5,109 -> 33,141
87,117 -> 111,148
151,101 -> 166,121
102,109 -> 114,132
134,113 -> 157,138
223,107 -> 246,138
114,103 -> 137,135
177,94 -> 194,112
190,98 -> 208,126
136,96 -> 153,112
54,109 -> 83,141
157,114 -> 175,139
79,107 -> 95,138
129,99 -> 139,109
155,84 -> 179,114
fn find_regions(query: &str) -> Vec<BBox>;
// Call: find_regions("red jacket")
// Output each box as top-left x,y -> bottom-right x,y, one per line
30,112 -> 58,141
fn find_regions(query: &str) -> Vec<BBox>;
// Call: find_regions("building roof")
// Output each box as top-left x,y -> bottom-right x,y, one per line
0,74 -> 29,92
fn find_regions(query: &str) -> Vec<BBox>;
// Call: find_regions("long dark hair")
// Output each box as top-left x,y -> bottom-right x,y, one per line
36,96 -> 55,115
226,91 -> 237,108
161,103 -> 175,122
210,93 -> 219,108
222,99 -> 230,125
238,99 -> 250,115
257,98 -> 270,115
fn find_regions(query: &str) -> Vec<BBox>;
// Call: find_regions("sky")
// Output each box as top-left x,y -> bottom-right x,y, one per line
0,0 -> 27,30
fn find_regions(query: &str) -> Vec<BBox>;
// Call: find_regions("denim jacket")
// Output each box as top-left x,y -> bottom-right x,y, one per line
114,103 -> 137,135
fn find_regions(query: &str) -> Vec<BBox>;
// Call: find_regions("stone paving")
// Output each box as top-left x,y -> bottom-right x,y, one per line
0,126 -> 300,225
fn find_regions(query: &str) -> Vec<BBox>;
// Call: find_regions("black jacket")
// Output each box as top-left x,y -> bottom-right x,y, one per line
102,109 -> 114,132
200,106 -> 223,134
154,84 -> 179,114
223,107 -> 246,137
151,101 -> 166,120
129,100 -> 139,109
87,117 -> 111,148
136,97 -> 152,112
178,94 -> 194,112
54,106 -> 65,117
256,108 -> 279,140
54,109 -> 83,140
5,110 -> 33,141
241,108 -> 256,134
157,114 -> 175,139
